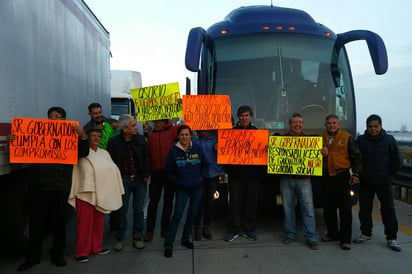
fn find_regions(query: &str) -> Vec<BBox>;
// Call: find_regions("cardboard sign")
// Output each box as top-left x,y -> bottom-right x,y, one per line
267,136 -> 323,176
131,82 -> 182,121
218,129 -> 268,165
9,117 -> 79,164
183,95 -> 232,130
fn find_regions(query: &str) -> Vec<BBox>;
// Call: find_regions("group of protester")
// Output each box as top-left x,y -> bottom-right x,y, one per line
10,102 -> 403,271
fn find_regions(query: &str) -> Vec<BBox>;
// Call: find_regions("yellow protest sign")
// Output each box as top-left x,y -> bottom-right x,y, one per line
218,129 -> 268,165
183,95 -> 232,130
131,82 -> 182,121
9,117 -> 79,165
267,136 -> 323,176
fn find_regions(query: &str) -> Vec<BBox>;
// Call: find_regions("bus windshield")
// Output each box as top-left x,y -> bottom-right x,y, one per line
207,33 -> 355,134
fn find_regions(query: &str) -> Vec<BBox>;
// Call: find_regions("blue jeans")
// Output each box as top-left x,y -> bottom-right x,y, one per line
116,178 -> 147,241
280,176 -> 318,242
358,181 -> 398,240
164,185 -> 203,248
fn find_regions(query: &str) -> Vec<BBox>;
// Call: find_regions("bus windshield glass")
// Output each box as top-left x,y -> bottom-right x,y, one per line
207,33 -> 354,134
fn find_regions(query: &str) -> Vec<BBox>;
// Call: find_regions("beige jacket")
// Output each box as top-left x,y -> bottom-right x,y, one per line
69,148 -> 124,214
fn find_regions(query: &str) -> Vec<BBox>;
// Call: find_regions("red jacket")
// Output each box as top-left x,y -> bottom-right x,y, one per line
146,120 -> 178,174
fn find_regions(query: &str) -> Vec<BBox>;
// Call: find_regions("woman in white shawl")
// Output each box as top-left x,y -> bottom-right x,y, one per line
69,128 -> 124,263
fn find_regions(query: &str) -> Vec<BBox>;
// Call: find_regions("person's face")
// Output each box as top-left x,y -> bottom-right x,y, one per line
367,120 -> 382,137
326,118 -> 341,135
89,107 -> 104,123
238,112 -> 251,128
48,111 -> 65,120
153,120 -> 167,131
122,119 -> 138,136
88,131 -> 102,149
178,129 -> 191,147
289,116 -> 304,135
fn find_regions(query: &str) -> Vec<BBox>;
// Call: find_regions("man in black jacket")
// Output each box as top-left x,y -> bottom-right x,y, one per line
15,107 -> 89,271
107,114 -> 147,251
225,106 -> 260,242
353,114 -> 402,252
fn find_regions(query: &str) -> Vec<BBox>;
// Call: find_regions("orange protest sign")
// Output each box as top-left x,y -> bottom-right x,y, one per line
9,117 -> 79,165
218,129 -> 268,165
183,95 -> 232,130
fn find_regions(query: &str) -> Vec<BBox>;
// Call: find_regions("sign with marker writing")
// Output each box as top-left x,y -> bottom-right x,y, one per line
218,129 -> 268,165
183,95 -> 232,130
131,82 -> 182,121
267,136 -> 323,176
9,117 -> 79,164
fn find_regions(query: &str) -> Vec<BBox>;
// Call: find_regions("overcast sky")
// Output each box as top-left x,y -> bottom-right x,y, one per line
84,0 -> 412,132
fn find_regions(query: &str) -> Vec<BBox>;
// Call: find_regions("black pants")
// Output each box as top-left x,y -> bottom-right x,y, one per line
195,176 -> 219,226
146,171 -> 175,233
27,189 -> 69,260
227,176 -> 260,233
322,171 -> 352,244
358,181 -> 398,240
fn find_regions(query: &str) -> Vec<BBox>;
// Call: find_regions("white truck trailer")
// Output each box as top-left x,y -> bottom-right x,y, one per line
0,0 -> 111,254
110,70 -> 142,120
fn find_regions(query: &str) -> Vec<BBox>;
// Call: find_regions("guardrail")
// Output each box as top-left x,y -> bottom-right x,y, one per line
393,163 -> 412,199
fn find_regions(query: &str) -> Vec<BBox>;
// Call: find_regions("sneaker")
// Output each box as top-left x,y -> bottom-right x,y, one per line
282,237 -> 296,244
224,232 -> 239,242
164,248 -> 173,258
308,241 -> 319,250
194,226 -> 202,241
386,239 -> 401,252
202,226 -> 213,240
114,240 -> 125,251
144,231 -> 153,242
243,231 -> 257,241
97,248 -> 110,255
76,256 -> 89,263
341,243 -> 351,250
353,234 -> 371,244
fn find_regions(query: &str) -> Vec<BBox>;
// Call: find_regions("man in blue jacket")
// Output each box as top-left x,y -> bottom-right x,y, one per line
353,114 -> 402,251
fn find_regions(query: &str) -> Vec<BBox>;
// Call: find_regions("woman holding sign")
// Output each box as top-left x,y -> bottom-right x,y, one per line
163,125 -> 207,257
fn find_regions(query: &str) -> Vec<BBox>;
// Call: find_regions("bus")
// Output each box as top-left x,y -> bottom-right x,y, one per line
184,5 -> 387,136
184,5 -> 387,207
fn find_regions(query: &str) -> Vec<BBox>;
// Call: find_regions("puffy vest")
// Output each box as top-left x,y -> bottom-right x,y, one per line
322,129 -> 351,176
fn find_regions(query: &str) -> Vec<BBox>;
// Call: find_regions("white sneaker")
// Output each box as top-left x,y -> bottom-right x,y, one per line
352,234 -> 371,244
386,240 -> 401,252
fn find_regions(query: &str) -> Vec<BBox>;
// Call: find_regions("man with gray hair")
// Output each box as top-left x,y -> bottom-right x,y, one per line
320,114 -> 361,250
107,115 -> 148,251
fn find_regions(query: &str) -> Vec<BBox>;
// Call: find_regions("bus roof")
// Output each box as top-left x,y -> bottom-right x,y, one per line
207,5 -> 336,39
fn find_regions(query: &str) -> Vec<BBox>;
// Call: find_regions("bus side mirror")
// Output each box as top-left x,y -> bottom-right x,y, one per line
337,30 -> 388,75
185,27 -> 208,72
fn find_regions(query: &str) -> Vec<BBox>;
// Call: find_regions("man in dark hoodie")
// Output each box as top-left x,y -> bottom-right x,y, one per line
353,114 -> 402,252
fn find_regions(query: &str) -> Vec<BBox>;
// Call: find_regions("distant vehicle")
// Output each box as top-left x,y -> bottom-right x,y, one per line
0,0 -> 111,253
110,70 -> 142,120
185,5 -> 387,136
184,5 -> 388,207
